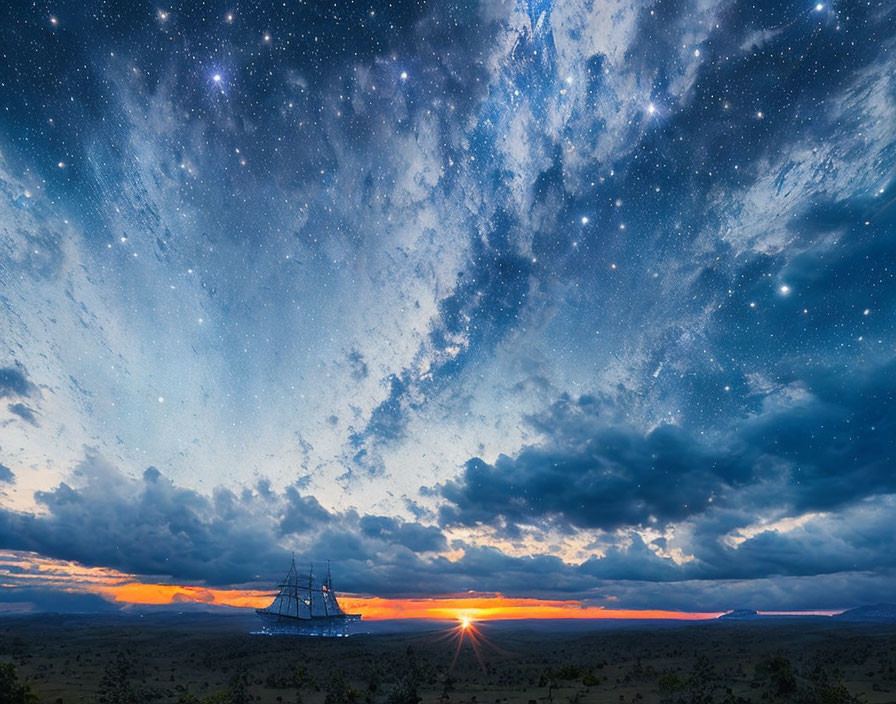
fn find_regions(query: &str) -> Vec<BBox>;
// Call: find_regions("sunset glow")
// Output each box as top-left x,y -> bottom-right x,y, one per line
0,551 -> 725,620
107,589 -> 723,620
337,595 -> 722,621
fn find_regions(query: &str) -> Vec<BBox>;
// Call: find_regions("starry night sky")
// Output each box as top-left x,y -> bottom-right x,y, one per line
0,0 -> 895,613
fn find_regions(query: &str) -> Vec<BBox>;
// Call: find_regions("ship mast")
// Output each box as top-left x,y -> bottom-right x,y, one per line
291,554 -> 299,618
323,561 -> 331,617
308,563 -> 314,615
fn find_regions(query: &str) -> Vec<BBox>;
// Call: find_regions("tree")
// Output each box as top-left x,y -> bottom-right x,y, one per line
95,652 -> 140,704
386,676 -> 421,704
0,663 -> 38,704
755,655 -> 797,697
324,674 -> 358,704
226,667 -> 250,704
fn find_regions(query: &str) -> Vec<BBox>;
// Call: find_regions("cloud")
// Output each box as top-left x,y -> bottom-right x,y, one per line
0,454 -> 454,592
0,588 -> 119,614
2,450 -> 894,611
7,403 -> 39,426
359,515 -> 446,554
279,486 -> 333,535
0,463 -> 14,483
0,456 -> 282,584
587,569 -> 896,613
440,349 -> 896,538
0,363 -> 38,399
440,412 -> 733,535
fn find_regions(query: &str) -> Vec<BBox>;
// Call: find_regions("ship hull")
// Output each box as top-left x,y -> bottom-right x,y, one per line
255,609 -> 361,625
255,609 -> 361,636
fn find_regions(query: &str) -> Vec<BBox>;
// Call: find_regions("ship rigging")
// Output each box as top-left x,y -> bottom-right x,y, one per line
255,558 -> 361,635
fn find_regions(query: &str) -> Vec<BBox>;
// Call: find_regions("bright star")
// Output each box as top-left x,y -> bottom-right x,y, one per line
581,216 -> 589,225
648,103 -> 656,115
213,74 -> 222,83
815,3 -> 824,10
400,71 -> 408,80
780,284 -> 791,295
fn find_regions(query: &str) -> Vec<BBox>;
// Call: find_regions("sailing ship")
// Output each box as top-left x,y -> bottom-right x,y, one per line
255,558 -> 361,634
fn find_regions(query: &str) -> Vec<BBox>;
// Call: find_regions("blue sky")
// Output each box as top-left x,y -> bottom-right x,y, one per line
0,0 -> 894,613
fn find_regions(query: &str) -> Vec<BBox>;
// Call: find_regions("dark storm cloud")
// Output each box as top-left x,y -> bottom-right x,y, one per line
0,463 -> 14,483
359,515 -> 446,554
0,455 -> 450,589
440,399 -> 734,534
440,350 -> 896,535
279,486 -> 332,535
0,363 -> 37,399
0,457 -> 282,584
1,453 -> 896,609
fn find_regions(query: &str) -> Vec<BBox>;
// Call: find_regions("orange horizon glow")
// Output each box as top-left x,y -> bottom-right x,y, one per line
97,584 -> 721,620
338,595 -> 722,620
3,550 -> 804,621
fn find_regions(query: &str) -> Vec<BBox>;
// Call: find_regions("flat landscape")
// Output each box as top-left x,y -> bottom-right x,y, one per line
1,614 -> 894,704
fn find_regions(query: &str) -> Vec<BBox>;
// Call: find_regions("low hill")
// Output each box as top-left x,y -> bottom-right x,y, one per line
833,604 -> 896,622
717,609 -> 761,620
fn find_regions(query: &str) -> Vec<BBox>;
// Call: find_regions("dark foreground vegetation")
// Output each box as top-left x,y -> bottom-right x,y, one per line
1,614 -> 894,704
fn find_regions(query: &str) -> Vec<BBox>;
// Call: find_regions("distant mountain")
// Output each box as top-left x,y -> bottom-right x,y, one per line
718,609 -> 761,620
833,604 -> 896,623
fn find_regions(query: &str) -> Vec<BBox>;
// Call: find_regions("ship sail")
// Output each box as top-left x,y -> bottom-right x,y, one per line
264,558 -> 313,620
255,557 -> 359,628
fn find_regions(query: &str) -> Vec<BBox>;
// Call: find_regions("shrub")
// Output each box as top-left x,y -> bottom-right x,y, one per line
0,662 -> 38,704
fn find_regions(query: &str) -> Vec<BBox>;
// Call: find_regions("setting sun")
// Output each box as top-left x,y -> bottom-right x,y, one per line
459,615 -> 473,630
